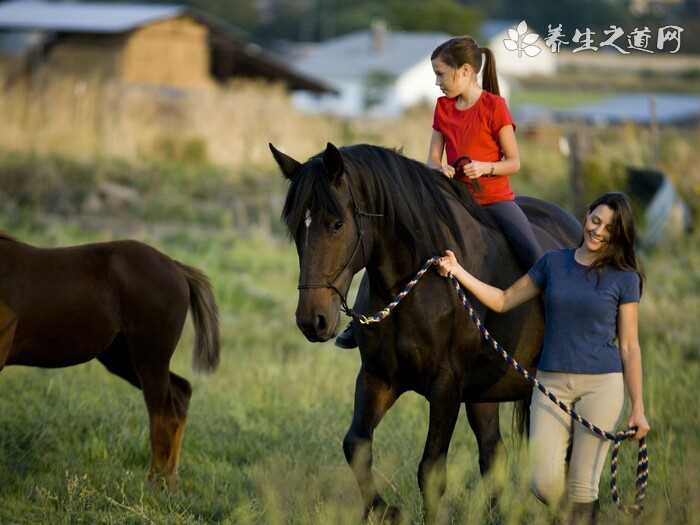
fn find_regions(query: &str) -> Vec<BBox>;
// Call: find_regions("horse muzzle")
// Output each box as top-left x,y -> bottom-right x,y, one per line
295,290 -> 342,342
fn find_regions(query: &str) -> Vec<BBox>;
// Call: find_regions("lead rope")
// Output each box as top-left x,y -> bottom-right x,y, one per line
345,256 -> 648,515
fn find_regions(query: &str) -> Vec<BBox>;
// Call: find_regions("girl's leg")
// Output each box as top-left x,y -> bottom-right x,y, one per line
528,371 -> 575,507
485,200 -> 544,270
567,373 -> 625,503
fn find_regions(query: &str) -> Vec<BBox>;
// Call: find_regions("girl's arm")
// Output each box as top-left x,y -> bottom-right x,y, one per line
463,125 -> 521,178
436,250 -> 540,313
427,129 -> 455,178
618,302 -> 651,440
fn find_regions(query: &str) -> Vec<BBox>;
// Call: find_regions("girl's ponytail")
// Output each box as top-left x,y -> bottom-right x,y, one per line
480,47 -> 500,96
432,38 -> 501,96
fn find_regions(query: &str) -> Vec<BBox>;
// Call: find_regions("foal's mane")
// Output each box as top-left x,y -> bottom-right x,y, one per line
282,144 -> 496,262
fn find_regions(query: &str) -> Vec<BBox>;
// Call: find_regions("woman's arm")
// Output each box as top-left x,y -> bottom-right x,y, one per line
463,125 -> 521,179
618,302 -> 651,440
436,250 -> 540,313
427,129 -> 455,178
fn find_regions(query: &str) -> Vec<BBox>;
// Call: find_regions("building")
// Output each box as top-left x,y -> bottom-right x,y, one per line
479,19 -> 556,79
0,0 -> 335,93
289,22 -> 449,117
290,18 -> 556,118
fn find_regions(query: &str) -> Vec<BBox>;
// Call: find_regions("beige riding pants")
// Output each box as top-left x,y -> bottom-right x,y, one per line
529,370 -> 625,505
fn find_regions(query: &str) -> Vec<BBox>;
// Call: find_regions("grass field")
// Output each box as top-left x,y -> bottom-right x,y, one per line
0,184 -> 698,524
0,82 -> 699,522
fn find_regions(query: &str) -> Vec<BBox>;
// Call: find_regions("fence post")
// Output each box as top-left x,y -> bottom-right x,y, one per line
567,128 -> 587,218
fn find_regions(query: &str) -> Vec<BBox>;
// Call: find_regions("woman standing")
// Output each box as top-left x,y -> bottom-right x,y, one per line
436,192 -> 651,524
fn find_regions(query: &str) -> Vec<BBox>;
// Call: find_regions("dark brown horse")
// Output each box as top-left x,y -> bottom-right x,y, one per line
0,233 -> 220,487
271,142 -> 581,523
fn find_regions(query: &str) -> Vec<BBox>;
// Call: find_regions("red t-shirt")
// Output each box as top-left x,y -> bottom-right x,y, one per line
432,91 -> 516,205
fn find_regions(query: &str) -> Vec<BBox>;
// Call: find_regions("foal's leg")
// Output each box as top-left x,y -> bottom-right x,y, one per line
419,384 -> 461,525
343,368 -> 400,522
98,334 -> 141,388
99,334 -> 191,487
162,372 -> 192,478
133,356 -> 192,488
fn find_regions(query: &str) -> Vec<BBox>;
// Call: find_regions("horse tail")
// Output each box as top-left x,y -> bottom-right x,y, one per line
176,262 -> 220,374
512,392 -> 532,440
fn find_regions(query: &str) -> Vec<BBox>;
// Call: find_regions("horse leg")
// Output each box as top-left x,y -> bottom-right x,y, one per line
465,402 -> 502,476
465,402 -> 502,517
99,332 -> 191,487
343,368 -> 400,523
134,360 -> 192,489
0,300 -> 18,372
419,386 -> 461,524
162,372 -> 191,479
98,333 -> 141,388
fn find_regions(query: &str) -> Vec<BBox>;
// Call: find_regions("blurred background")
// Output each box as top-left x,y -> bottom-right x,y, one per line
0,1 -> 698,524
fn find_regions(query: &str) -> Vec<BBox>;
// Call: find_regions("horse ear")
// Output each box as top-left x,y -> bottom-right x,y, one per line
322,142 -> 344,183
269,143 -> 301,180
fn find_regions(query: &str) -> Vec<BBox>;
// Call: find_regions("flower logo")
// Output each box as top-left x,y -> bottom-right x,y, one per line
503,20 -> 542,57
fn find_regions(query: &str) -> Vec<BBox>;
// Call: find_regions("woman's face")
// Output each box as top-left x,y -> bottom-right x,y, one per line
432,58 -> 470,98
583,204 -> 616,252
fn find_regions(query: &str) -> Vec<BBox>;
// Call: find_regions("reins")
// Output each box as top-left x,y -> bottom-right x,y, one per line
343,256 -> 648,516
297,181 -> 382,311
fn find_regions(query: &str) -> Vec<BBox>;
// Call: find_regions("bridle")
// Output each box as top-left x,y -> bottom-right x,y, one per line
297,178 -> 382,315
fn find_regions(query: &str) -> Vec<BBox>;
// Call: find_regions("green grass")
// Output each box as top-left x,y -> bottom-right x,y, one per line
0,130 -> 699,523
0,211 -> 698,524
509,89 -> 612,110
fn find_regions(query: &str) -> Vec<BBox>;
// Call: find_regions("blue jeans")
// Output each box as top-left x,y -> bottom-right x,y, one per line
485,200 -> 544,270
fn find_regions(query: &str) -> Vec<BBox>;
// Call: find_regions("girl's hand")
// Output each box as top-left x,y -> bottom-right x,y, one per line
441,164 -> 455,179
463,160 -> 491,179
628,410 -> 651,440
436,250 -> 460,277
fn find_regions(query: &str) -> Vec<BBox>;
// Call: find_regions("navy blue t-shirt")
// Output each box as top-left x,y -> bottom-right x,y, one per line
527,249 -> 641,374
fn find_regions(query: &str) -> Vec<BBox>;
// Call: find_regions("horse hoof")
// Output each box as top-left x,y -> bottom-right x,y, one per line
147,471 -> 179,491
365,499 -> 403,524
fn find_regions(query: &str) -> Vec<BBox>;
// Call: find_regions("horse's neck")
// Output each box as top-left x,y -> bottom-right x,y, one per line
366,208 -> 490,294
440,195 -> 495,276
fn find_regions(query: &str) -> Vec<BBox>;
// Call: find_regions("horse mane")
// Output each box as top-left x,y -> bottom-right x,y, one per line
282,144 -> 497,262
0,231 -> 18,242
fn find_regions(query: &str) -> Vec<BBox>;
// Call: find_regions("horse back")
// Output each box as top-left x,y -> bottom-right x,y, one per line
0,239 -> 189,368
516,196 -> 581,249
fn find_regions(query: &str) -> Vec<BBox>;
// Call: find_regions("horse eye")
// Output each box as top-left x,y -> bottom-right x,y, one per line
333,221 -> 344,231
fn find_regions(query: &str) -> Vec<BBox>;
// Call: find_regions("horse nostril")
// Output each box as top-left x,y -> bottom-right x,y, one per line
315,314 -> 327,333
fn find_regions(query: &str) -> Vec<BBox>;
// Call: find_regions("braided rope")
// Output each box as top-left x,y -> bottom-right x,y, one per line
348,256 -> 648,514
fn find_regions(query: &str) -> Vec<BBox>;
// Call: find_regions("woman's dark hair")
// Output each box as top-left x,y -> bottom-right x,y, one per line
582,192 -> 644,294
431,36 -> 500,96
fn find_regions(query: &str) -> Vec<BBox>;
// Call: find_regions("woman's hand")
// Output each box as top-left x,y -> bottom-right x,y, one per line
441,164 -> 455,179
436,250 -> 461,277
463,160 -> 491,179
628,410 -> 651,440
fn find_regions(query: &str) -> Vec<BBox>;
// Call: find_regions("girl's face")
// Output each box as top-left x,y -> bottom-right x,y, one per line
583,204 -> 616,252
431,58 -> 471,98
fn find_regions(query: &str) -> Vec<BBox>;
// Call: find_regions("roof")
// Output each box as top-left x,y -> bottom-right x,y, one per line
0,1 -> 336,93
479,19 -> 520,43
0,29 -> 47,56
555,94 -> 700,125
292,30 -> 451,81
0,1 -> 186,33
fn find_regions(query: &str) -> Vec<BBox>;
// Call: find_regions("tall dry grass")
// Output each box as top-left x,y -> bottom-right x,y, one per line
1,73 -> 699,216
0,75 -> 342,171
